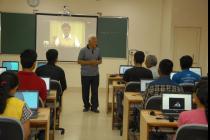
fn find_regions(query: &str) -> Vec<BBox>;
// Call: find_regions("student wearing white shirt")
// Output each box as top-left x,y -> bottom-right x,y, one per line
145,55 -> 159,79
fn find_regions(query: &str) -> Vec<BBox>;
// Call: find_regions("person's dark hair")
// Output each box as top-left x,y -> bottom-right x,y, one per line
180,55 -> 193,70
196,80 -> 208,122
0,72 -> 19,114
134,51 -> 145,64
159,59 -> 173,75
20,49 -> 37,69
46,49 -> 58,64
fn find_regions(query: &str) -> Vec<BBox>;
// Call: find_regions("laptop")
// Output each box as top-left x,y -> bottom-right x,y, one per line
190,67 -> 202,76
170,72 -> 178,80
41,77 -> 51,94
119,65 -> 133,75
162,93 -> 192,118
140,79 -> 154,92
15,91 -> 39,119
37,62 -> 47,68
2,61 -> 19,71
0,67 -> 7,74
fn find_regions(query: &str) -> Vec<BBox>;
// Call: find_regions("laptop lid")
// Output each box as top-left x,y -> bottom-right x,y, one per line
37,62 -> 47,68
15,91 -> 39,110
0,67 -> 7,74
41,77 -> 50,91
2,61 -> 19,71
119,65 -> 133,75
170,71 -> 178,80
190,67 -> 202,76
140,79 -> 154,92
162,93 -> 192,115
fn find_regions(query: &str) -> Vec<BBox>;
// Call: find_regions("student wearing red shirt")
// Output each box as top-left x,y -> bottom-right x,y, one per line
178,80 -> 208,127
18,49 -> 47,102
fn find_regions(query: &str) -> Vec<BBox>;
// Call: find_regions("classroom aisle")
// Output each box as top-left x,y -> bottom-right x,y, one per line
55,89 -> 123,140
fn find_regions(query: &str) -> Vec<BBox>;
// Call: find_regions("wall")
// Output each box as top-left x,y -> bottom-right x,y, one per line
0,0 -> 208,88
0,0 -> 163,88
172,0 -> 208,75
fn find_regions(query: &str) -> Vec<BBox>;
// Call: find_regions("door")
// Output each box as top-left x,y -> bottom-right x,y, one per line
173,27 -> 201,71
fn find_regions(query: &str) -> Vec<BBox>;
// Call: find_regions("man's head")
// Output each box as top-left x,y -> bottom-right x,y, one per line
145,55 -> 158,68
158,59 -> 173,76
134,51 -> 145,65
61,23 -> 71,36
46,49 -> 58,64
180,55 -> 193,70
20,49 -> 37,71
88,36 -> 97,48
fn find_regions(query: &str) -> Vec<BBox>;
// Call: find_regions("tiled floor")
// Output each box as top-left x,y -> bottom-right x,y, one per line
55,89 -> 123,140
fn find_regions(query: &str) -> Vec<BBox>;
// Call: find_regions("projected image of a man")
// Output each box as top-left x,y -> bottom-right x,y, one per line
54,23 -> 81,48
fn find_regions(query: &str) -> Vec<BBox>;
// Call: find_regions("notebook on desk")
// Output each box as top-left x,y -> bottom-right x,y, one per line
119,65 -> 133,76
162,93 -> 192,119
15,91 -> 39,119
0,67 -> 7,74
2,61 -> 19,72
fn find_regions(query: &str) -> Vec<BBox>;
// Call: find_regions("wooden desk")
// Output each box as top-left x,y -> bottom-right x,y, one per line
46,91 -> 57,140
140,110 -> 178,140
106,74 -> 123,113
123,92 -> 143,140
112,81 -> 125,129
30,108 -> 50,140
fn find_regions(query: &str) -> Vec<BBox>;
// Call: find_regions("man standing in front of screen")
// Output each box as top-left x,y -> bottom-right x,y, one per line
54,23 -> 81,48
78,36 -> 102,113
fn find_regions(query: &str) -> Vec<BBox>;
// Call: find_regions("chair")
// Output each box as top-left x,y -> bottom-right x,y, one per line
125,82 -> 141,92
145,96 -> 162,110
50,80 -> 65,135
0,117 -> 24,140
179,83 -> 195,94
176,124 -> 208,140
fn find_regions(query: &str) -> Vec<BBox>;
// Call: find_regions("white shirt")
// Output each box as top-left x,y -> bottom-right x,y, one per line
149,66 -> 159,79
55,34 -> 81,48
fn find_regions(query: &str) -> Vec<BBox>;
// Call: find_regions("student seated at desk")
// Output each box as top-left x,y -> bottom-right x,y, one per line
144,59 -> 183,105
178,80 -> 208,127
123,51 -> 153,82
0,72 -> 32,140
172,55 -> 201,84
18,49 -> 47,102
36,49 -> 67,91
145,55 -> 159,79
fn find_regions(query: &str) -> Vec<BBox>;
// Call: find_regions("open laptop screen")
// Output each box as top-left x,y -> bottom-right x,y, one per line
162,93 -> 192,114
190,67 -> 202,76
0,67 -> 7,74
15,91 -> 39,110
140,79 -> 154,92
119,65 -> 133,75
2,61 -> 19,71
41,77 -> 50,91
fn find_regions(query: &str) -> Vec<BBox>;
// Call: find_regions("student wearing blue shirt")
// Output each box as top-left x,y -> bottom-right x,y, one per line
172,55 -> 201,84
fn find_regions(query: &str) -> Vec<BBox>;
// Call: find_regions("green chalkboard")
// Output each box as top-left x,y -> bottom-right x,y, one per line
98,17 -> 128,58
1,13 -> 36,54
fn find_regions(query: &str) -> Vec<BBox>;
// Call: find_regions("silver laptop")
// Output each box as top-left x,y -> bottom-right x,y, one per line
37,62 -> 47,68
15,90 -> 39,119
162,93 -> 192,116
41,77 -> 51,94
119,65 -> 133,75
0,67 -> 7,74
190,67 -> 202,76
2,61 -> 19,71
140,79 -> 154,92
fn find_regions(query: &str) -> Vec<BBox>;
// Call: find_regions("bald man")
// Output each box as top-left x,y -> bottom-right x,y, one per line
78,36 -> 102,113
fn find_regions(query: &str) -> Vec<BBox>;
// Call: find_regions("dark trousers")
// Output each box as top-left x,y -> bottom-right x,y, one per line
81,75 -> 99,110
